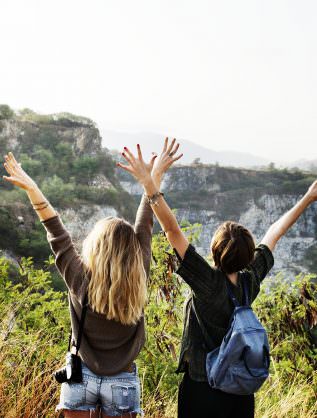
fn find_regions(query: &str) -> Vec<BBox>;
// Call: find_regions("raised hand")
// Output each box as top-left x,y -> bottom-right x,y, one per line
2,152 -> 56,221
117,139 -> 189,259
151,137 -> 183,185
117,144 -> 158,186
3,152 -> 37,191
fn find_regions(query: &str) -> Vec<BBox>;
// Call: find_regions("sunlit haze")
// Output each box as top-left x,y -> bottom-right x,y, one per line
1,0 -> 317,163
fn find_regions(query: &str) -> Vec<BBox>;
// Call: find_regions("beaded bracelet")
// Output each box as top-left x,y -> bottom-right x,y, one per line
145,191 -> 164,206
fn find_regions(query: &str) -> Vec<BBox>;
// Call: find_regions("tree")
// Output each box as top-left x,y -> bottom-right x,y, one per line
0,104 -> 14,120
191,157 -> 202,165
268,162 -> 276,171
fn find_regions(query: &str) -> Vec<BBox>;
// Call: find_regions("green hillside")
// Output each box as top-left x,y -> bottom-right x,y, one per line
0,105 -> 136,262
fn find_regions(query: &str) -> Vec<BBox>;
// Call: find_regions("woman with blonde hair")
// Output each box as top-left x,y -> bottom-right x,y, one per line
2,147 -> 181,418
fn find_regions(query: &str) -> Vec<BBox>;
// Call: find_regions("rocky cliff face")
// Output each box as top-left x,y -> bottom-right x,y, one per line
0,107 -> 135,260
120,165 -> 317,277
1,107 -> 316,277
0,110 -> 101,156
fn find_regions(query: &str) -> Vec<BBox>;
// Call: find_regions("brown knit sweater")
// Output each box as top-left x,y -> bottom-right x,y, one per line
42,195 -> 153,375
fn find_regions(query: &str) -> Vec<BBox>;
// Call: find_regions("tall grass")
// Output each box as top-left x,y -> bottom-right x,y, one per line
0,340 -> 316,418
256,371 -> 317,418
0,336 -> 62,417
1,249 -> 316,417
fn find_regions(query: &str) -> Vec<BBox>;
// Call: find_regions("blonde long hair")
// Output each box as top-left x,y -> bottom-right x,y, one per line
82,217 -> 147,325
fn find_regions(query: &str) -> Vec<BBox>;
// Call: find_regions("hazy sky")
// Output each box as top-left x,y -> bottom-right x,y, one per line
1,0 -> 317,162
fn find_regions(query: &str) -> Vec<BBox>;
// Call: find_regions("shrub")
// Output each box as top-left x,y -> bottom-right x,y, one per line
17,220 -> 51,261
0,257 -> 69,417
0,105 -> 14,120
40,175 -> 77,207
0,225 -> 316,417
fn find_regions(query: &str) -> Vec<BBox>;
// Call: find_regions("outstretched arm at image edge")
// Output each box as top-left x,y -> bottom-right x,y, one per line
3,152 -> 57,221
261,181 -> 317,252
3,152 -> 83,292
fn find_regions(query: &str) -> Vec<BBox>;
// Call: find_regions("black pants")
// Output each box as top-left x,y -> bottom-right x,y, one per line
178,372 -> 255,418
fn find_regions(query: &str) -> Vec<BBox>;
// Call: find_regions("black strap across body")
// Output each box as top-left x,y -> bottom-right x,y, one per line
54,293 -> 88,384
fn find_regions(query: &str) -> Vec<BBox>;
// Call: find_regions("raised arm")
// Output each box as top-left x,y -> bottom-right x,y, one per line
3,152 -> 83,293
3,152 -> 57,221
261,180 -> 317,252
117,138 -> 189,259
132,156 -> 167,275
134,195 -> 154,276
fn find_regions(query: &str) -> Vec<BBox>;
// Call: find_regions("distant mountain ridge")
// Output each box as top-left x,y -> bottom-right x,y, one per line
101,129 -> 270,168
283,158 -> 317,173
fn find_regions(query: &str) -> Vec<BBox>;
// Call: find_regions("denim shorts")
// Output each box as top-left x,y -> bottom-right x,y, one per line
56,362 -> 143,416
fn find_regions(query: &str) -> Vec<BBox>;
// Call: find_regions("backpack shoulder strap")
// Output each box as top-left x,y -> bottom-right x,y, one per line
192,273 -> 251,352
191,297 -> 217,351
225,279 -> 240,307
241,272 -> 250,306
226,272 -> 250,307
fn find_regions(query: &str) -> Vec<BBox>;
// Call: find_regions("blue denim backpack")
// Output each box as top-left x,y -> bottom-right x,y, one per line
192,273 -> 270,395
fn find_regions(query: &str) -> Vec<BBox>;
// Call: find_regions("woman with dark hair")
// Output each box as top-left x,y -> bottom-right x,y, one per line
2,148 -> 180,418
118,138 -> 317,418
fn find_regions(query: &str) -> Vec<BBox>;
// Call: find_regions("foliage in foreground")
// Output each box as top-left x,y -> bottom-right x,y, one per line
0,229 -> 317,417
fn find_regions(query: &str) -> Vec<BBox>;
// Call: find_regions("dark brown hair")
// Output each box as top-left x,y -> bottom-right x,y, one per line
211,221 -> 255,274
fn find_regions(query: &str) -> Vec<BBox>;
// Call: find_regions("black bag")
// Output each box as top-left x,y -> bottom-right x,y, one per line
54,293 -> 88,384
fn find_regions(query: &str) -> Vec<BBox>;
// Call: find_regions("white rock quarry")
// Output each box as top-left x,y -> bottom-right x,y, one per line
238,195 -> 316,276
120,181 -> 143,195
120,171 -> 317,278
59,204 -> 118,250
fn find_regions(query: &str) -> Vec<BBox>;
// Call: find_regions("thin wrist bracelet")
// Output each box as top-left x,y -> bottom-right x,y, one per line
145,191 -> 164,206
32,201 -> 49,211
32,201 -> 47,207
34,204 -> 49,211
